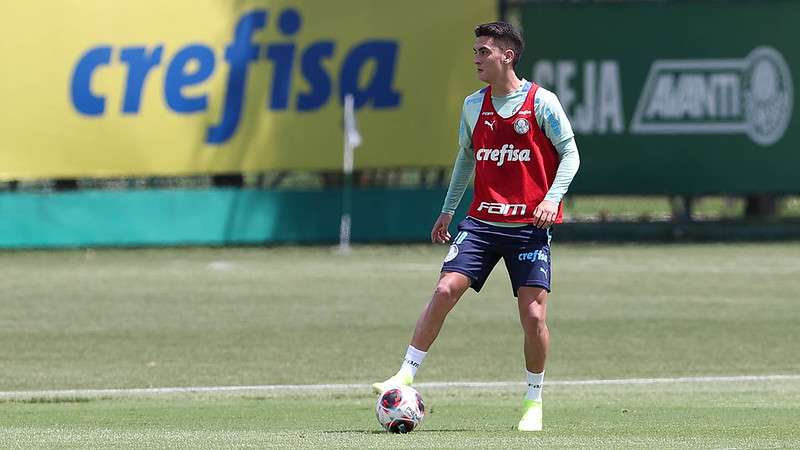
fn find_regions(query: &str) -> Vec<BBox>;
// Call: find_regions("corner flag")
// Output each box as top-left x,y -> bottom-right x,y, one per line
344,94 -> 362,151
339,94 -> 361,253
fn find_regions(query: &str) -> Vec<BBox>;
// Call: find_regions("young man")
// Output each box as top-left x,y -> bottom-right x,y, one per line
373,21 -> 580,431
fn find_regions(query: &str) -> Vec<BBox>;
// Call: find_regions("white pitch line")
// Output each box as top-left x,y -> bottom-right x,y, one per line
1,374 -> 798,400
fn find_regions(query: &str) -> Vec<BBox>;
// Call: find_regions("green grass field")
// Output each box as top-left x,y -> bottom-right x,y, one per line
1,243 -> 799,448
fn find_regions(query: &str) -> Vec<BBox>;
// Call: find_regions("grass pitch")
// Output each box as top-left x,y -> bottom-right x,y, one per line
1,243 -> 799,448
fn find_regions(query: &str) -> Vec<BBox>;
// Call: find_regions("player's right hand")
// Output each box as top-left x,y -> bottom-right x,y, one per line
431,213 -> 453,244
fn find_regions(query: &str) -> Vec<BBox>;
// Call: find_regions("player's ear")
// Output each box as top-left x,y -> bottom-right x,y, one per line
503,49 -> 515,65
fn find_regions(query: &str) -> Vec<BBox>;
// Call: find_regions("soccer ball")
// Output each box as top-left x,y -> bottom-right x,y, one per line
375,385 -> 425,433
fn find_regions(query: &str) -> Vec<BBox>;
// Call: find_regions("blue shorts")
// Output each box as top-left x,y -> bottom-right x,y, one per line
441,217 -> 553,297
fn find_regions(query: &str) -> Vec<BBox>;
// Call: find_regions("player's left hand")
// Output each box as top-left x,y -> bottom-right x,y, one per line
532,200 -> 558,229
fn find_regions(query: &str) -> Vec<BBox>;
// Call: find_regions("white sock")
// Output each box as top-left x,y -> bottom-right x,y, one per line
399,345 -> 427,377
525,370 -> 544,401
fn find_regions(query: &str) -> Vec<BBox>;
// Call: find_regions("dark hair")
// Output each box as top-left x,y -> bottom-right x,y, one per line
474,22 -> 524,67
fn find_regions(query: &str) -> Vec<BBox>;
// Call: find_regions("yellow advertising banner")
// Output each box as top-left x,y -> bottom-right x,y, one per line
0,0 -> 495,179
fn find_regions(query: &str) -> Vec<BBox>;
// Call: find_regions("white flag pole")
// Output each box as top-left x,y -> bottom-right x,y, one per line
339,94 -> 361,254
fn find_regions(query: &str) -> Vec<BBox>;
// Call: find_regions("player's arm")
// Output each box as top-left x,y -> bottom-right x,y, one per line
532,89 -> 580,228
433,146 -> 475,243
544,138 -> 580,206
432,105 -> 476,243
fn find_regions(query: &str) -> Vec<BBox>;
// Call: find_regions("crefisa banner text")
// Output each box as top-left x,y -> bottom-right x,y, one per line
0,1 -> 494,179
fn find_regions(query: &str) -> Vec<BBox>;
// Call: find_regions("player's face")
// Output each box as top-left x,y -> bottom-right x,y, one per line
473,36 -> 510,83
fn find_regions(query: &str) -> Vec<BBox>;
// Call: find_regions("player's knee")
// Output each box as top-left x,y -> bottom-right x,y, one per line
433,283 -> 456,303
520,307 -> 547,335
433,279 -> 465,306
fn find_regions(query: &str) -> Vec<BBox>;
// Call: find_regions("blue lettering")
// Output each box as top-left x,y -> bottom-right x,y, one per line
277,8 -> 301,35
165,45 -> 215,113
265,44 -> 294,110
265,10 -> 302,110
518,251 -> 544,262
297,41 -> 334,111
69,9 -> 403,127
207,10 -> 267,144
339,40 -> 401,108
265,9 -> 302,110
120,46 -> 164,113
71,46 -> 112,116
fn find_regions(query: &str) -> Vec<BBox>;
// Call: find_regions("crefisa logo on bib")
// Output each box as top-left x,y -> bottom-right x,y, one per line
630,46 -> 793,146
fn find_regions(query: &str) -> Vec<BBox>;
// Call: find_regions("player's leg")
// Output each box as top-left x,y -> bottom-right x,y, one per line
410,271 -> 472,352
371,272 -> 472,393
516,286 -> 549,431
373,218 -> 499,393
518,287 -> 549,373
502,232 -> 552,431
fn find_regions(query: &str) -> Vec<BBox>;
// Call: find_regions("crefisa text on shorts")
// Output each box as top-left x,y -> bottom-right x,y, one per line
518,250 -> 548,263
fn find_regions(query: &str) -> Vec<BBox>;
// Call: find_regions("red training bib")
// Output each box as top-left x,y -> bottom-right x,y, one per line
467,83 -> 563,224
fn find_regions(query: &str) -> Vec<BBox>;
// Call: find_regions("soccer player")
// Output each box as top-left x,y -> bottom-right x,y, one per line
373,22 -> 580,431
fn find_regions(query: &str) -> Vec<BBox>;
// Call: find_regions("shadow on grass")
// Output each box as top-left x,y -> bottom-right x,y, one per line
322,430 -> 386,435
322,429 -> 480,434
